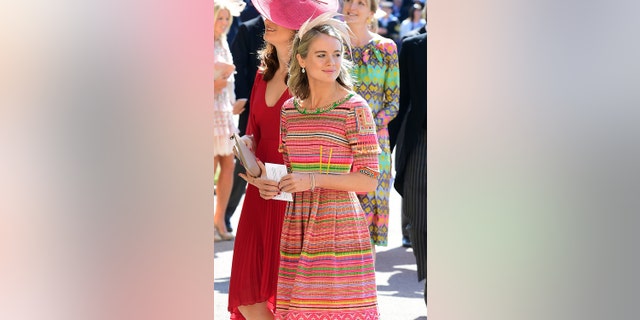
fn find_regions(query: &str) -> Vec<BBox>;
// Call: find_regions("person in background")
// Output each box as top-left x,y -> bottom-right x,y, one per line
239,0 -> 260,22
342,0 -> 399,253
390,3 -> 425,246
398,3 -> 426,39
401,4 -> 426,40
225,14 -> 266,233
227,16 -> 241,46
391,0 -> 405,20
273,13 -> 380,319
213,0 -> 247,242
389,30 -> 427,308
396,0 -> 415,21
227,2 -> 340,319
377,1 -> 399,42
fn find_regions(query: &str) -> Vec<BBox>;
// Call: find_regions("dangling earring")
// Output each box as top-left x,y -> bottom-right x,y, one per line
301,67 -> 306,74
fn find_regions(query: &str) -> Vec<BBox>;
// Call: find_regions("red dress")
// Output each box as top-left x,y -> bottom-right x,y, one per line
228,72 -> 290,319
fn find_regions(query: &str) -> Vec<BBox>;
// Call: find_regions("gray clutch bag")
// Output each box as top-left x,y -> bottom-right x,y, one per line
230,133 -> 261,177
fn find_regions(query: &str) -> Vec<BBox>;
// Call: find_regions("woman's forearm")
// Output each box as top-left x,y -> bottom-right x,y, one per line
315,172 -> 377,193
278,170 -> 377,194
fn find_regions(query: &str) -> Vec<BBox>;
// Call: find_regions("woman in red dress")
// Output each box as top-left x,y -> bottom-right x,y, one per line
227,1 -> 339,319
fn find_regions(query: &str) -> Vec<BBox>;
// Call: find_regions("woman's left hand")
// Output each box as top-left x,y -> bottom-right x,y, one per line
239,161 -> 280,200
278,173 -> 312,193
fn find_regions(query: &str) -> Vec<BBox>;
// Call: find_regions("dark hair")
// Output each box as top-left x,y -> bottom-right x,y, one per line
257,43 -> 279,82
409,3 -> 422,22
257,31 -> 297,83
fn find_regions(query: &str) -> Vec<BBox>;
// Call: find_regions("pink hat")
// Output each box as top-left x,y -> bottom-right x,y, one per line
251,0 -> 339,30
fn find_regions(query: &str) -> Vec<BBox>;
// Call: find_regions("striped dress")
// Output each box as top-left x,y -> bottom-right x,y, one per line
276,93 -> 380,320
350,35 -> 400,246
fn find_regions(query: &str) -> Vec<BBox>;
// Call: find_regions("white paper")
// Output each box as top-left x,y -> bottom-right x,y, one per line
265,163 -> 293,202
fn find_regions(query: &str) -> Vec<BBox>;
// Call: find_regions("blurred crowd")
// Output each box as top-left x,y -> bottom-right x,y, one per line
225,0 -> 426,49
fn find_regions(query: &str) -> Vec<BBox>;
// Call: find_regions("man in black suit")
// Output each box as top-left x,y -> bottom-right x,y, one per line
224,15 -> 265,231
388,31 -> 427,307
389,25 -> 426,248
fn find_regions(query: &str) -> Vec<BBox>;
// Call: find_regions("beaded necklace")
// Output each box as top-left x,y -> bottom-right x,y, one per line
294,93 -> 354,114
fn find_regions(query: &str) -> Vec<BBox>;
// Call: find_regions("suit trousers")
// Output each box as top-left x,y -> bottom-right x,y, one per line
403,128 -> 427,281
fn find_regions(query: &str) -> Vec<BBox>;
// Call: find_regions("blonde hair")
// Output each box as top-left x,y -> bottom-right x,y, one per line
214,1 -> 242,42
287,13 -> 354,100
368,0 -> 380,32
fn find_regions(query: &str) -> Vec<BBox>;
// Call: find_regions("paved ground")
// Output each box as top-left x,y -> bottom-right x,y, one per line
214,182 -> 427,319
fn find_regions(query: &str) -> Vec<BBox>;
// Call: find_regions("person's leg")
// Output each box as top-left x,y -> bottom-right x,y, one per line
401,210 -> 412,247
224,161 -> 247,232
424,279 -> 427,307
371,243 -> 376,265
213,157 -> 222,241
403,129 -> 427,305
214,154 -> 235,240
238,302 -> 274,320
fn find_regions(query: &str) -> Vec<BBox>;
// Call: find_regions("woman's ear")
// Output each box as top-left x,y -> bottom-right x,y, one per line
296,53 -> 305,68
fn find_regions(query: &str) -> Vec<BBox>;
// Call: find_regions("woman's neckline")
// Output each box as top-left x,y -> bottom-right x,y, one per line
293,93 -> 354,115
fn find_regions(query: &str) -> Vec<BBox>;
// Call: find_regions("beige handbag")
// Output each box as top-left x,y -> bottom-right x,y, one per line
230,133 -> 261,177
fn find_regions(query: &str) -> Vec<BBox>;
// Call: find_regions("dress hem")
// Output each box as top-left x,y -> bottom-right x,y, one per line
228,296 -> 276,317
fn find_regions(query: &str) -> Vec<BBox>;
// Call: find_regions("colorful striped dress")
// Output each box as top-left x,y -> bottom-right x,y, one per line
275,93 -> 380,320
350,35 -> 400,246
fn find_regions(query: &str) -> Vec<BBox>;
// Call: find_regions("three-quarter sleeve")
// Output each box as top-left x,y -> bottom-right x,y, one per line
346,99 -> 381,173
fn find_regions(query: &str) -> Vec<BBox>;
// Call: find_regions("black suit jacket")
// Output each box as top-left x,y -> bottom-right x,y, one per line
389,32 -> 426,195
403,25 -> 426,40
230,16 -> 265,135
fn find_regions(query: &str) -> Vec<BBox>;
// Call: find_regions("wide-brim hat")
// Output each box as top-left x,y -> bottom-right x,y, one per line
251,0 -> 339,30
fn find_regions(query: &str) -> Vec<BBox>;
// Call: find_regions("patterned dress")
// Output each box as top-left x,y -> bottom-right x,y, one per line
275,93 -> 381,320
350,35 -> 400,246
214,38 -> 238,156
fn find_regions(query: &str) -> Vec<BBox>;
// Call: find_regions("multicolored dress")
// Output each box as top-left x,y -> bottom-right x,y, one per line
275,93 -> 381,320
350,35 -> 400,246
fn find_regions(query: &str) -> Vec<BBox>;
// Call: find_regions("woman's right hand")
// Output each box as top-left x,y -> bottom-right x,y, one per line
238,160 -> 280,200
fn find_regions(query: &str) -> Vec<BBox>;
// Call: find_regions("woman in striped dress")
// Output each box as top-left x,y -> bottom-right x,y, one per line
343,0 -> 400,248
259,14 -> 380,319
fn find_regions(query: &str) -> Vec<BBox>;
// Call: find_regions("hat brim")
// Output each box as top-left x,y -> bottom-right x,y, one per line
251,0 -> 339,30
